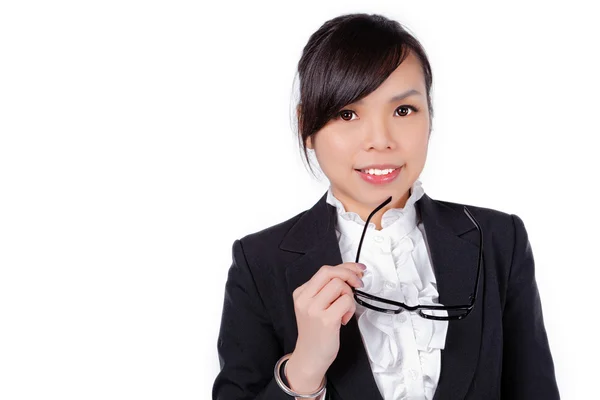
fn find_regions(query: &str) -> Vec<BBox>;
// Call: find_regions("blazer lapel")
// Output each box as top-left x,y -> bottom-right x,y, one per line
418,195 -> 484,400
280,190 -> 484,400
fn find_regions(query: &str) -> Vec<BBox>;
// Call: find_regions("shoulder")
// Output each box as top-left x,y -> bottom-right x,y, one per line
434,196 -> 518,231
240,209 -> 307,244
432,196 -> 530,275
231,207 -> 309,265
429,196 -> 526,257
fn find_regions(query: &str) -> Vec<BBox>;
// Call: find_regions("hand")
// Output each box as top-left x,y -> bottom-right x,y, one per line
288,262 -> 365,382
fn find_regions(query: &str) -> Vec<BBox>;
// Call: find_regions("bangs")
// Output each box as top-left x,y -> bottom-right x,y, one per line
298,15 -> 412,132
295,13 -> 433,178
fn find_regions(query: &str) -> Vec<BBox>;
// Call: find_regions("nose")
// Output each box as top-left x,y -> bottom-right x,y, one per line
362,120 -> 397,151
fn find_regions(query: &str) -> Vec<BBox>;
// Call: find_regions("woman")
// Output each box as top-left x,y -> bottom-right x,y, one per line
212,12 -> 560,400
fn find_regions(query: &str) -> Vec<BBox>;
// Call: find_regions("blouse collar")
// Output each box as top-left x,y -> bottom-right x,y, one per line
325,178 -> 426,235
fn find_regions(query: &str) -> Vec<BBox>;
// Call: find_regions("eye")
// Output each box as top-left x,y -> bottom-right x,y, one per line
336,105 -> 420,121
337,109 -> 357,121
395,105 -> 419,117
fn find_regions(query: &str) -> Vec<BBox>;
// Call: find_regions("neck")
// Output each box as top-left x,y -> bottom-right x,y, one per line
333,187 -> 412,231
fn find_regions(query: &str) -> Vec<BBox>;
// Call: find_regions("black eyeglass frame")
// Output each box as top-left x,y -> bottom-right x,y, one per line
351,195 -> 483,321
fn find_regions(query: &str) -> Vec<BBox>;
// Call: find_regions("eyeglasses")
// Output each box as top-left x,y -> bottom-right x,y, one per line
351,195 -> 483,321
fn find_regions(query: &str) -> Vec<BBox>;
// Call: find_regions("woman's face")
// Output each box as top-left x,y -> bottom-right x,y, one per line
306,51 -> 431,225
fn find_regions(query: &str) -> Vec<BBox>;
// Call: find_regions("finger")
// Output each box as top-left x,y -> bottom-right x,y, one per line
338,262 -> 367,276
294,262 -> 364,302
341,309 -> 354,325
325,293 -> 356,327
301,265 -> 363,300
310,277 -> 354,313
292,281 -> 307,301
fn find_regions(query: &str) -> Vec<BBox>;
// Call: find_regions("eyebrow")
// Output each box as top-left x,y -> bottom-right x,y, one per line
354,89 -> 423,105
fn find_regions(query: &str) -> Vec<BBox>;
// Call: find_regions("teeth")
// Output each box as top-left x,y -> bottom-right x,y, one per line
362,168 -> 396,176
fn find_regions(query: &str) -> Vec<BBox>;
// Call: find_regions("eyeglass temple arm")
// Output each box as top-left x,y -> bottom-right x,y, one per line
354,195 -> 393,263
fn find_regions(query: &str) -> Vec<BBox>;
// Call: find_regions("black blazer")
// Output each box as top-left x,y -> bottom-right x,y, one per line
212,190 -> 560,400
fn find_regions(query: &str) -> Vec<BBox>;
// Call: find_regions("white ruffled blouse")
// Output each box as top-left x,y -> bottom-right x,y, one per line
325,178 -> 449,400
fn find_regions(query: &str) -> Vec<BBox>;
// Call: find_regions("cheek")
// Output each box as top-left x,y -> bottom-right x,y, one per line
318,136 -> 355,161
404,132 -> 429,154
315,147 -> 356,179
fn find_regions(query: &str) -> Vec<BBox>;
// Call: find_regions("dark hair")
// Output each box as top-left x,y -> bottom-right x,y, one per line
293,13 -> 434,178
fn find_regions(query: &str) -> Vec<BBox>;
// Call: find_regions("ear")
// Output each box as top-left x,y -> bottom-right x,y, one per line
296,104 -> 302,129
297,103 -> 313,150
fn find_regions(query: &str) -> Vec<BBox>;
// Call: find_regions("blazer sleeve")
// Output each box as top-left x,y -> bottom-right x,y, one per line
212,239 -> 296,400
501,214 -> 560,399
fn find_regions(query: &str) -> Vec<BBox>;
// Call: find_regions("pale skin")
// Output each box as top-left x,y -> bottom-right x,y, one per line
285,50 -> 432,398
305,50 -> 431,231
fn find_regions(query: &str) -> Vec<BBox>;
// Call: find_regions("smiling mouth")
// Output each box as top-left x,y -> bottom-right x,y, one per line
355,167 -> 402,184
355,167 -> 399,176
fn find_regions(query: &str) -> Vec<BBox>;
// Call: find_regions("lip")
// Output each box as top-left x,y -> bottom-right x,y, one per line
355,166 -> 402,185
356,164 -> 402,170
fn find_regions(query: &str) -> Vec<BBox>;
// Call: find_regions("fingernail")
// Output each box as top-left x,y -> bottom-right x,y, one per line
358,263 -> 367,270
359,279 -> 364,288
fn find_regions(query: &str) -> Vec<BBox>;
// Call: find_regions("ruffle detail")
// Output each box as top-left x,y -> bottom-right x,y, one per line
327,178 -> 447,400
326,179 -> 425,230
354,231 -> 448,373
356,262 -> 448,373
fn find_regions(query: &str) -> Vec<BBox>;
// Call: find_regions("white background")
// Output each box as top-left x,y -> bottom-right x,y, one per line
1,1 -> 598,399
